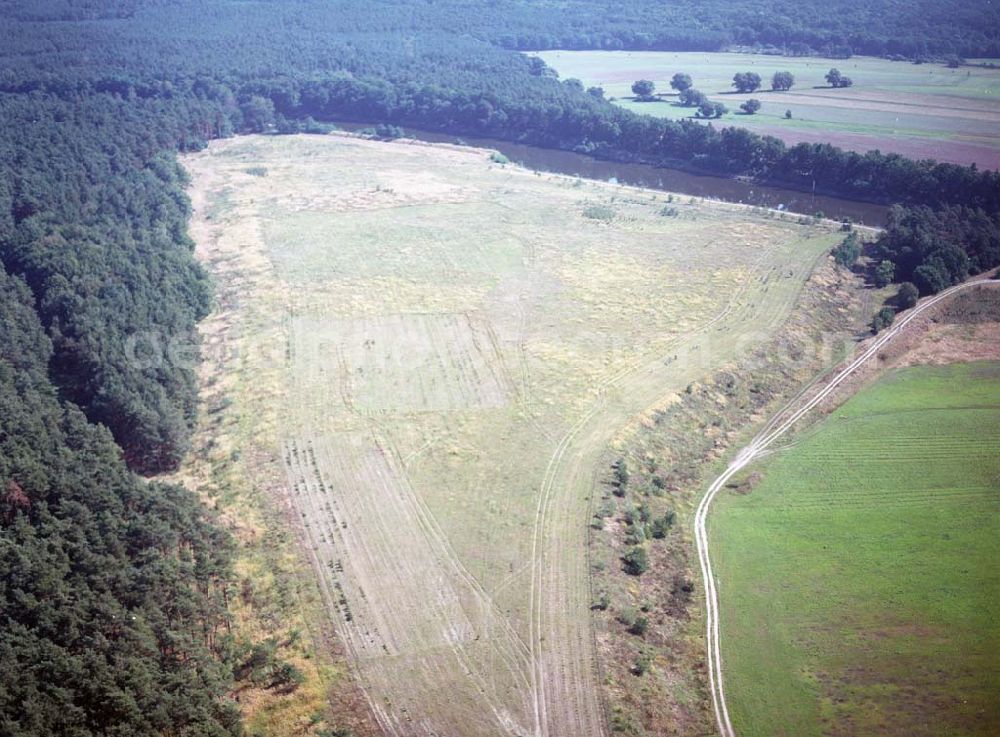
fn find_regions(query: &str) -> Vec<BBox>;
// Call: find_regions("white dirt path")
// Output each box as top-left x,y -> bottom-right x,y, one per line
694,276 -> 1000,737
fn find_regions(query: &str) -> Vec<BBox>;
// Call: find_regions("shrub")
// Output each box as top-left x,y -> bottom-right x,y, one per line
613,458 -> 630,491
268,661 -> 305,690
628,616 -> 649,636
638,503 -> 651,523
651,511 -> 676,539
897,282 -> 919,309
872,306 -> 896,333
583,204 -> 616,221
374,123 -> 404,139
623,546 -> 649,576
622,502 -> 638,525
832,232 -> 862,267
632,651 -> 653,676
624,524 -> 646,545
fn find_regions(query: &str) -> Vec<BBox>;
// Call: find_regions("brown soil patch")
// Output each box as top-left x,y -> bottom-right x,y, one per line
744,125 -> 1000,169
814,282 -> 1000,415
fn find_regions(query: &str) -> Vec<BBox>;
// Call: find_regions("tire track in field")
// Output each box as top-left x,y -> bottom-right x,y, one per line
694,277 -> 1000,737
526,246 -> 800,737
284,432 -> 534,737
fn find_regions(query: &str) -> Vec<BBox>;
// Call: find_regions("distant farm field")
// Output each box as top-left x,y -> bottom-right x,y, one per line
534,51 -> 1000,169
712,362 -> 1000,737
184,133 -> 841,737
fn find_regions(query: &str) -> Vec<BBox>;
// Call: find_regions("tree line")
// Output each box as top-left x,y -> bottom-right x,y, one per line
0,269 -> 240,736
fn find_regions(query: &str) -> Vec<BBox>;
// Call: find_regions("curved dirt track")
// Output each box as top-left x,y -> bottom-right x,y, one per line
527,245 -> 825,737
695,277 -> 1000,737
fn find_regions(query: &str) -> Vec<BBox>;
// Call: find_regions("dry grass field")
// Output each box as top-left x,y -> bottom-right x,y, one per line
182,133 -> 842,736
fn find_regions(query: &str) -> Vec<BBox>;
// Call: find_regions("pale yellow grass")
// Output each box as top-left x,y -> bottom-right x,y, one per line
181,132 -> 842,737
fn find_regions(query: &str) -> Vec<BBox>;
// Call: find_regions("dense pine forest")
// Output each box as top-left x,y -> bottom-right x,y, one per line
1,1 -> 999,735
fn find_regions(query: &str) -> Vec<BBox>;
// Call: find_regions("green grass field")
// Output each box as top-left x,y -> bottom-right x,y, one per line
534,51 -> 1000,168
712,362 -> 1000,737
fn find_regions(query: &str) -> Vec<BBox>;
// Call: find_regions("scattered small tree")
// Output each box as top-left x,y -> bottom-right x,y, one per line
739,98 -> 761,115
268,662 -> 305,691
623,546 -> 649,576
874,259 -> 895,287
628,615 -> 649,636
896,282 -> 919,309
771,71 -> 795,90
697,101 -> 727,118
784,109 -> 793,119
638,502 -> 651,523
632,651 -> 653,676
826,68 -> 854,88
732,71 -> 762,93
614,459 -> 629,491
631,79 -> 656,100
670,72 -> 693,92
872,306 -> 896,333
624,523 -> 646,545
832,232 -> 862,268
679,88 -> 708,107
651,511 -> 676,539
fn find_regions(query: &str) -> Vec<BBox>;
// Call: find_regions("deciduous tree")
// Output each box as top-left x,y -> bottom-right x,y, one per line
732,71 -> 762,92
771,71 -> 795,90
897,282 -> 919,309
670,72 -> 693,92
679,88 -> 707,106
631,79 -> 656,100
874,259 -> 896,287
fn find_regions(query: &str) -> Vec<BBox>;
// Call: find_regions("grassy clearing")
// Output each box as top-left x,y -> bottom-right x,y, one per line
534,51 -> 1000,168
712,362 -> 1000,737
183,132 -> 842,736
